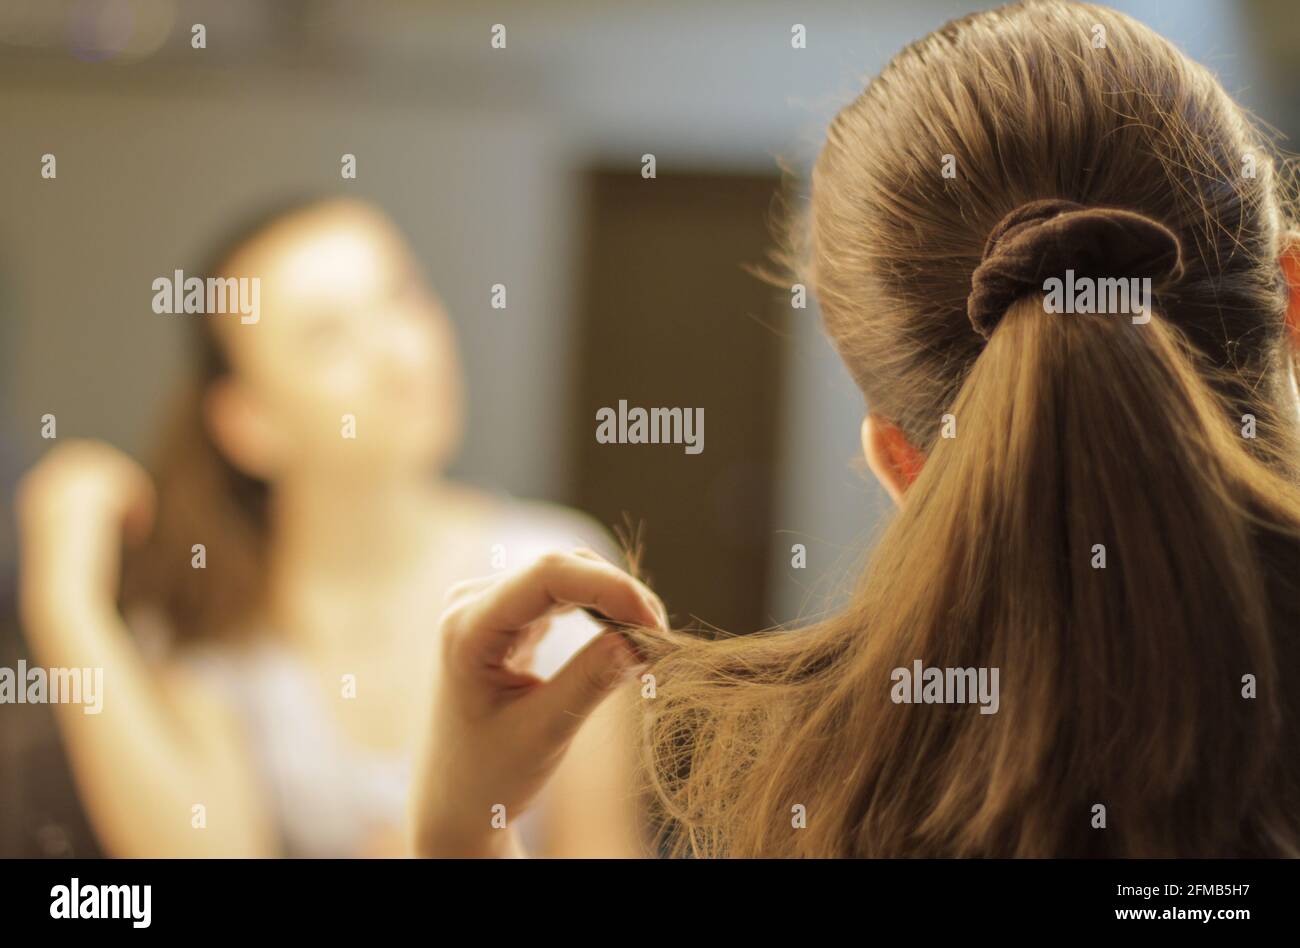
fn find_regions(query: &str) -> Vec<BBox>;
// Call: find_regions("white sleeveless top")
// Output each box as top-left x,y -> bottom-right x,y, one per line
175,499 -> 612,857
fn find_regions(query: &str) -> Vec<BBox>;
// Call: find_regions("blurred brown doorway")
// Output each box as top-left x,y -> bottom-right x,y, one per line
568,169 -> 788,636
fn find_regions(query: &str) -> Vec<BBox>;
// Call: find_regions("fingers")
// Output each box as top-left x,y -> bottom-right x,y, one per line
17,441 -> 154,570
570,547 -> 669,630
506,618 -> 548,673
525,630 -> 643,747
447,551 -> 664,672
17,440 -> 154,538
16,441 -> 155,622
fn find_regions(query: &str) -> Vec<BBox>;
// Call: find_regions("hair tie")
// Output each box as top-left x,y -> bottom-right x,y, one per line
967,198 -> 1185,339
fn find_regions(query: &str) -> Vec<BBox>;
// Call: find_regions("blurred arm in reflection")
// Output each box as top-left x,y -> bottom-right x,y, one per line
16,198 -> 641,858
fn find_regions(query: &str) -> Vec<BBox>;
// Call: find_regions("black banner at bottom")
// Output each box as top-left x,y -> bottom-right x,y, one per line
0,856 -> 1289,934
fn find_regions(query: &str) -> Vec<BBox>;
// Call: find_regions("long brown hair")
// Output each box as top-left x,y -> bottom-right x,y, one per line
633,1 -> 1300,857
120,198 -> 328,645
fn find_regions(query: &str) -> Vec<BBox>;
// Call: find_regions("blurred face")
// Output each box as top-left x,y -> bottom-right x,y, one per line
212,200 -> 464,482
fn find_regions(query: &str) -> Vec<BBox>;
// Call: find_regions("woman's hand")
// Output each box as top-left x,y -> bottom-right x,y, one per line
409,549 -> 666,857
16,439 -> 155,633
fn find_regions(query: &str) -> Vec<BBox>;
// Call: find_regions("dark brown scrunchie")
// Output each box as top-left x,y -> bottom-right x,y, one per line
966,198 -> 1186,339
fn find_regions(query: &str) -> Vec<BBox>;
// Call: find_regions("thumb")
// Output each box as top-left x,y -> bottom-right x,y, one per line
529,631 -> 643,748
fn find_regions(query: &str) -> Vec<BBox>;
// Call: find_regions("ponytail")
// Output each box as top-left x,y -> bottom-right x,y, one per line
119,334 -> 270,646
632,290 -> 1300,857
867,294 -> 1300,856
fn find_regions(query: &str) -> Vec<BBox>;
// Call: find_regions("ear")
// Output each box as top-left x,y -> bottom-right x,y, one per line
203,377 -> 282,480
1281,232 -> 1300,352
861,413 -> 924,507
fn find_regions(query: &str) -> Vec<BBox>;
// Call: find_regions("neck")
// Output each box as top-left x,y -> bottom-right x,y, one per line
264,469 -> 456,642
274,470 -> 437,572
